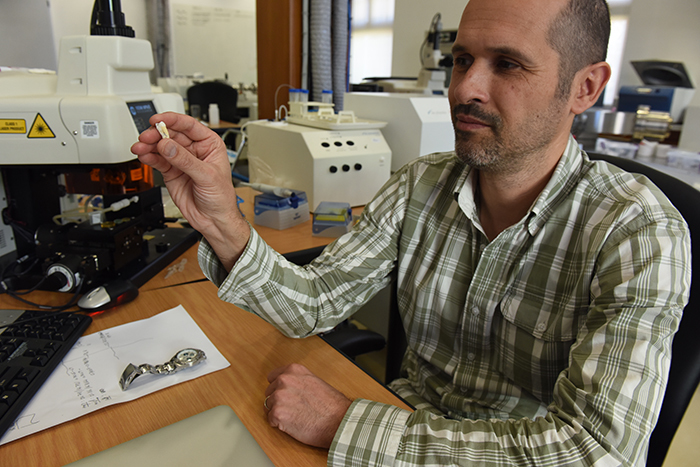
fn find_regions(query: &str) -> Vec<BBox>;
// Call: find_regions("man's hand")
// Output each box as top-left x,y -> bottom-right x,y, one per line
264,363 -> 353,449
130,112 -> 249,270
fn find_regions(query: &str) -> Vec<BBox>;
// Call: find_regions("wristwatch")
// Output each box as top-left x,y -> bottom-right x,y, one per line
119,348 -> 207,390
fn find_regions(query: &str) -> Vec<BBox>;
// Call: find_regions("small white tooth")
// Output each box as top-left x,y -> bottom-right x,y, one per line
155,121 -> 170,139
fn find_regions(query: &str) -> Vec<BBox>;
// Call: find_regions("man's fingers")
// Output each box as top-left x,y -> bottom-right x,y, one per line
149,112 -> 213,143
267,363 -> 312,384
266,364 -> 292,383
155,138 -> 217,185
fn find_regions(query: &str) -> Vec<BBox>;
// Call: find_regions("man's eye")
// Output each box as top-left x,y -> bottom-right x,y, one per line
454,56 -> 473,68
497,60 -> 519,70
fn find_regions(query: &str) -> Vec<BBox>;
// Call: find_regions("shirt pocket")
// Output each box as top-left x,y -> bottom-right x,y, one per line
499,290 -> 584,341
493,292 -> 586,403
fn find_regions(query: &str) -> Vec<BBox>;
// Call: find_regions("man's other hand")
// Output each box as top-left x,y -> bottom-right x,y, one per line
264,363 -> 353,448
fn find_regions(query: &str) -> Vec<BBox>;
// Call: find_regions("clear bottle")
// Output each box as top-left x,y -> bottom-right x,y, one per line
321,90 -> 333,104
289,88 -> 300,102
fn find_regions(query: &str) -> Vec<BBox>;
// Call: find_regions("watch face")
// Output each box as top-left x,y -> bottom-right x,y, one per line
176,348 -> 203,364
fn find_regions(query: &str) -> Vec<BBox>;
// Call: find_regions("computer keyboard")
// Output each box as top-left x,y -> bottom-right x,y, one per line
0,309 -> 92,439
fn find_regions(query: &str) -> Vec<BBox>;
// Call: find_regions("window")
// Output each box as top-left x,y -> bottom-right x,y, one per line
604,15 -> 629,106
349,0 -> 395,83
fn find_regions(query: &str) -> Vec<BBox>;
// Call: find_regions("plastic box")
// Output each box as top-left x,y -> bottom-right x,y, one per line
312,202 -> 353,237
254,192 -> 309,230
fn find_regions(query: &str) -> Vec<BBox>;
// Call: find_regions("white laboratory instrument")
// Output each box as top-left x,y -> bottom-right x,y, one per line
246,107 -> 392,210
0,1 -> 194,290
0,35 -> 184,165
344,92 -> 454,172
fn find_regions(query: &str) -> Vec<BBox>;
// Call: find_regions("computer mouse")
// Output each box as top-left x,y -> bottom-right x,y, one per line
77,279 -> 139,312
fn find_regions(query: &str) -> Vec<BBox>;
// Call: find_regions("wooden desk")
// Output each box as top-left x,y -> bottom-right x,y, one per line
141,186 -> 362,291
1,280 -> 411,466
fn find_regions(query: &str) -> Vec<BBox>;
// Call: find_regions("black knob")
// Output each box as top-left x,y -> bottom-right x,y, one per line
329,166 -> 338,173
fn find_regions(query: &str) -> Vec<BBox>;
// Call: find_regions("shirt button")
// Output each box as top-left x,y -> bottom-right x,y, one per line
536,322 -> 546,332
471,306 -> 479,316
467,353 -> 476,361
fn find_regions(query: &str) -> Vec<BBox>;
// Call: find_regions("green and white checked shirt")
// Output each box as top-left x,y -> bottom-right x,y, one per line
199,136 -> 691,466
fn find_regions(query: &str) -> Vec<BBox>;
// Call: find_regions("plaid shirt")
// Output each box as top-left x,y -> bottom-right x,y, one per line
200,136 -> 690,466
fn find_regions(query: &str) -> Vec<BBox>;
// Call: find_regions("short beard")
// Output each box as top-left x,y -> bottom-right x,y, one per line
452,103 -> 508,172
452,97 -> 569,176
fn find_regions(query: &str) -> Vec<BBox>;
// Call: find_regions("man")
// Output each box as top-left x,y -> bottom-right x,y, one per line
131,0 -> 691,464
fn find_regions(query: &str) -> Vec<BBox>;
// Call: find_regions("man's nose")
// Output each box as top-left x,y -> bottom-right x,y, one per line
450,61 -> 490,105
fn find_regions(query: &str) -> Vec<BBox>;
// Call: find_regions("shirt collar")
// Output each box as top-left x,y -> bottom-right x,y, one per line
454,135 -> 586,236
455,163 -> 479,227
527,135 -> 586,236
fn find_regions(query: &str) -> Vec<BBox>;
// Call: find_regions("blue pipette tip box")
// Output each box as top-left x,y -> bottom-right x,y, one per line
254,191 -> 309,230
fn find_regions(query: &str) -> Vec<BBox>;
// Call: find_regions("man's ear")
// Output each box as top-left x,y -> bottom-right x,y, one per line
571,61 -> 612,115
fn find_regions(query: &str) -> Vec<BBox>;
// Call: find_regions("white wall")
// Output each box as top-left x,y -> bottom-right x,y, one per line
619,0 -> 700,106
0,0 -> 57,69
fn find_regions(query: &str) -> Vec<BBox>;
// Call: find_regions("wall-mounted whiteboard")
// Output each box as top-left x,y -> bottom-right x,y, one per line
170,3 -> 257,85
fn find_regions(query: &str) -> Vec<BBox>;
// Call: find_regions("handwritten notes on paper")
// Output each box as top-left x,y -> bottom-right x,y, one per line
69,346 -> 112,410
0,305 -> 230,445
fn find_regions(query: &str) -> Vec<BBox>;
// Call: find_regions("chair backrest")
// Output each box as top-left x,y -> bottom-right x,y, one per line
587,153 -> 700,467
186,81 -> 240,124
384,152 -> 700,466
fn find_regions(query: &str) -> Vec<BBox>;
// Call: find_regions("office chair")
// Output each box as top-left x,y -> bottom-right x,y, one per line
282,246 -> 386,359
383,152 -> 700,466
587,153 -> 700,467
186,81 -> 240,124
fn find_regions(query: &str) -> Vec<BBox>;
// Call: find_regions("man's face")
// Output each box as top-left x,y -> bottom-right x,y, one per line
448,0 -> 573,174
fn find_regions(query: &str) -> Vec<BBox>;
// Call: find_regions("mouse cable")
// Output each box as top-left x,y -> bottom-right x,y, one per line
3,271 -> 86,319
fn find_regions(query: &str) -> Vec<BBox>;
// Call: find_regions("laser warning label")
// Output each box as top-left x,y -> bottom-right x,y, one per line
27,113 -> 55,138
0,119 -> 27,134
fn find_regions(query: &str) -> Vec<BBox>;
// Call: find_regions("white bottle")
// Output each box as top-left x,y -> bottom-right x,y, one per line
208,103 -> 220,125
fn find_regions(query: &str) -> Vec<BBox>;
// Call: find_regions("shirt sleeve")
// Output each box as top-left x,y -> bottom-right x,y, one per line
327,211 -> 691,466
198,171 -> 410,338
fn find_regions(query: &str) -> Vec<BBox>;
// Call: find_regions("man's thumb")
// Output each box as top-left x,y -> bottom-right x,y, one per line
161,138 -> 178,158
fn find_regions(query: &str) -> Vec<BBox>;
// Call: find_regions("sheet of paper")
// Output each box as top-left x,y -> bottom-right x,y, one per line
0,305 -> 230,445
